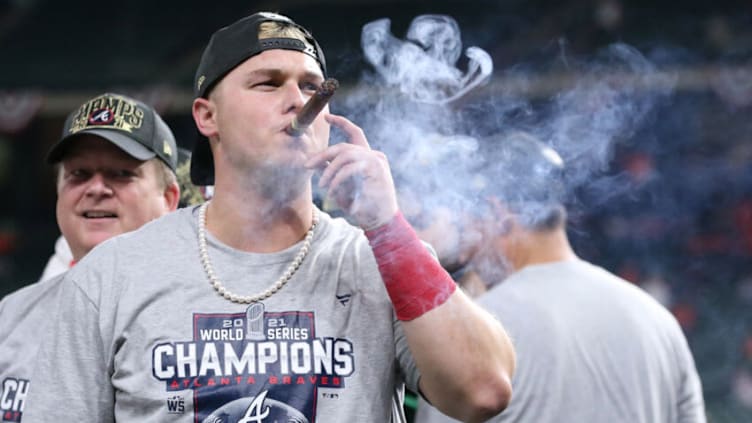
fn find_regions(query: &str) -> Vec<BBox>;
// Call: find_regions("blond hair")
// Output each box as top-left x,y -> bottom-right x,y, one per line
258,21 -> 312,46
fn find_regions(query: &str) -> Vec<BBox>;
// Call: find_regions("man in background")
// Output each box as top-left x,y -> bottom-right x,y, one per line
414,131 -> 706,422
0,92 -> 180,421
38,146 -> 207,282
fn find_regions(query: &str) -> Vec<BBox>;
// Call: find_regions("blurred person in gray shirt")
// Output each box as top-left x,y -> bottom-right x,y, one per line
414,131 -> 705,423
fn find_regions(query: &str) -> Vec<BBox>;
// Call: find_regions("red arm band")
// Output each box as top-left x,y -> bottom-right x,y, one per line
365,212 -> 457,321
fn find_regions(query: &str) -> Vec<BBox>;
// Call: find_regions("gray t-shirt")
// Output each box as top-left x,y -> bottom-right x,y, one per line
24,206 -> 418,423
0,274 -> 65,422
415,259 -> 705,423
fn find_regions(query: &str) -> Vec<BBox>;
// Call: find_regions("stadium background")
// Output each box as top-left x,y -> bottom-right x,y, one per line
0,0 -> 750,421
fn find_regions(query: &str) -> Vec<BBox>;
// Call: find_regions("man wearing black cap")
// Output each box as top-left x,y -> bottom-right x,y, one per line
0,92 -> 180,422
38,147 -> 207,282
47,92 -> 180,261
414,132 -> 706,423
24,12 -> 515,423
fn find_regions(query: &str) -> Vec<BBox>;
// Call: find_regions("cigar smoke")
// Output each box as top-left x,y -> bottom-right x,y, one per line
348,16 -> 674,211
361,15 -> 492,104
536,43 -> 675,208
337,15 -> 496,218
334,14 -> 675,287
286,78 -> 339,137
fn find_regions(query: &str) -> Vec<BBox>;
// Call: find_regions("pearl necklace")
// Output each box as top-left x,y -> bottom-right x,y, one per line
197,201 -> 318,304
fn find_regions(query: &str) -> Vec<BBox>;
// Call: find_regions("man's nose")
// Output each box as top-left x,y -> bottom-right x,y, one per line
284,82 -> 308,113
84,173 -> 114,197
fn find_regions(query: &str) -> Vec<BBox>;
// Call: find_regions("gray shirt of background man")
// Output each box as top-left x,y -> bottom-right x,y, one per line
0,274 -> 64,421
416,258 -> 706,423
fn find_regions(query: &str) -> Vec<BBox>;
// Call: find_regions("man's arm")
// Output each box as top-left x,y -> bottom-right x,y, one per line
307,114 -> 515,422
366,212 -> 515,423
408,292 -> 514,420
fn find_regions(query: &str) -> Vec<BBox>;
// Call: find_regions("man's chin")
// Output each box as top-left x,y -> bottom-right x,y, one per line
81,230 -> 123,250
262,157 -> 311,178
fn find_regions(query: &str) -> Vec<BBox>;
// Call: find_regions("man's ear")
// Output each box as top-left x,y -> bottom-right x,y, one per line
193,97 -> 218,138
163,182 -> 180,212
487,197 -> 515,236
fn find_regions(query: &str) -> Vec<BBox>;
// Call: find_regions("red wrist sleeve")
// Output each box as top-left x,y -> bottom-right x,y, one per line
365,212 -> 457,321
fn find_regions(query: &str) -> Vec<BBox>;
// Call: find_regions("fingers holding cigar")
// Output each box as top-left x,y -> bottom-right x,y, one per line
325,114 -> 371,148
315,143 -> 386,190
306,114 -> 398,230
305,113 -> 368,168
305,113 -> 372,180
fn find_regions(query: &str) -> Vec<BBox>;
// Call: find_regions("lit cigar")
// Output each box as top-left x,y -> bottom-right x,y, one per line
286,78 -> 339,137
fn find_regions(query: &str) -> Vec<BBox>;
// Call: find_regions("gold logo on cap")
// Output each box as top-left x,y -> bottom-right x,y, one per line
69,94 -> 144,134
163,141 -> 173,157
197,75 -> 206,91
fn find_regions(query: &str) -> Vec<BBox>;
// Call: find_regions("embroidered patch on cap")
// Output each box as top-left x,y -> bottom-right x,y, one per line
163,140 -> 173,157
88,108 -> 115,125
68,94 -> 145,135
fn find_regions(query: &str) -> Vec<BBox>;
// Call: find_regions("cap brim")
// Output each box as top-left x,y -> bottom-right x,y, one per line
47,129 -> 156,164
189,132 -> 215,186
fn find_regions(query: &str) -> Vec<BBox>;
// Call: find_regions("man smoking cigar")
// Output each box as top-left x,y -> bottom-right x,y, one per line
24,11 -> 515,423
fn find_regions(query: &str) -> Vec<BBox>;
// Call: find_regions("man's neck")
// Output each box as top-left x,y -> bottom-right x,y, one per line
508,227 -> 577,271
205,180 -> 316,253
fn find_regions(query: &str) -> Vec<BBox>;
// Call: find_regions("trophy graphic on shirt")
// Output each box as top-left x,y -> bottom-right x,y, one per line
245,303 -> 266,341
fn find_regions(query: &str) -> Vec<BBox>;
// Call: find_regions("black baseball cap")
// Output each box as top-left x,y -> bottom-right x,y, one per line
190,11 -> 327,186
47,93 -> 178,172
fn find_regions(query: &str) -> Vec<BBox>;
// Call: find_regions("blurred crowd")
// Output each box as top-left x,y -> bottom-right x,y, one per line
565,89 -> 752,422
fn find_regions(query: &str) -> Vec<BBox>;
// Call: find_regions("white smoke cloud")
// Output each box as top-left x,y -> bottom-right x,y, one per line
361,15 -> 493,104
335,14 -> 675,236
533,43 -> 676,206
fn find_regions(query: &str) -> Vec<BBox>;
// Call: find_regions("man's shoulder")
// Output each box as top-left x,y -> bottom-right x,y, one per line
0,273 -> 65,317
311,213 -> 380,270
91,207 -> 196,252
68,207 -> 197,280
499,259 -> 682,327
0,274 -> 65,342
317,211 -> 368,241
128,206 -> 196,239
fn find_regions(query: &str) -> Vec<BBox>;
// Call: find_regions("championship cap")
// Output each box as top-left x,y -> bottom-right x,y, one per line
190,11 -> 327,186
47,92 -> 178,172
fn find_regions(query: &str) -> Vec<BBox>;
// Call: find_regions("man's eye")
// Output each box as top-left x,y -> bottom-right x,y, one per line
253,80 -> 277,88
112,170 -> 136,179
301,82 -> 319,92
69,169 -> 89,179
